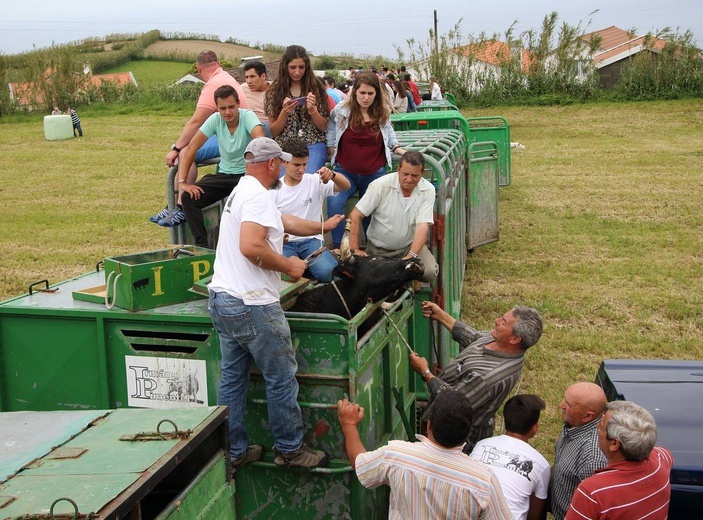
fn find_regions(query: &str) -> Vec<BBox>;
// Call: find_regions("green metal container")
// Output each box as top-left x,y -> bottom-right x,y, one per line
416,99 -> 459,111
0,406 -> 234,519
466,116 -> 511,186
0,269 -> 419,518
96,246 -> 215,311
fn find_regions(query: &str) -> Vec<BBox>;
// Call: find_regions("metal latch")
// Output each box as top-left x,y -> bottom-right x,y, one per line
119,419 -> 192,442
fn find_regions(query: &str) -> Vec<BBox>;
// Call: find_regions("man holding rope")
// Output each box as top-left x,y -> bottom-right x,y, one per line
208,137 -> 344,472
273,138 -> 350,282
410,302 -> 543,452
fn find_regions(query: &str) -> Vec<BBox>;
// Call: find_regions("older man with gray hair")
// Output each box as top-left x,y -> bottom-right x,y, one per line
566,400 -> 673,520
410,302 -> 543,452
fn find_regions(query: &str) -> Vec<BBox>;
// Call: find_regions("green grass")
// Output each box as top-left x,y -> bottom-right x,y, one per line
103,59 -> 194,88
2,99 -> 703,462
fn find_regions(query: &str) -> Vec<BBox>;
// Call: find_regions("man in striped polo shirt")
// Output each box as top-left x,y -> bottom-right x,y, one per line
338,389 -> 513,519
566,400 -> 673,519
410,302 -> 543,452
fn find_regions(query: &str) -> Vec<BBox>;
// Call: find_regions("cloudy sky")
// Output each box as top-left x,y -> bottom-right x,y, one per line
2,0 -> 701,58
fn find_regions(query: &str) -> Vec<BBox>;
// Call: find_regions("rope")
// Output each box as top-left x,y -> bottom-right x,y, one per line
104,271 -> 122,310
331,280 -> 353,319
381,308 -> 415,354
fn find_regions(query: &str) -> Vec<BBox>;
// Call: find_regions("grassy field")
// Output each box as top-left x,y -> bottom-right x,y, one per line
105,59 -> 194,88
2,99 -> 702,460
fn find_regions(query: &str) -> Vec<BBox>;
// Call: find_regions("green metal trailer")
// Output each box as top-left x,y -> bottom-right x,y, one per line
0,406 -> 234,519
0,121 -> 501,518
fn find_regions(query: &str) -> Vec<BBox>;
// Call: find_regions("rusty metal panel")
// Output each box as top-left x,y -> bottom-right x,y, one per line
468,141 -> 500,249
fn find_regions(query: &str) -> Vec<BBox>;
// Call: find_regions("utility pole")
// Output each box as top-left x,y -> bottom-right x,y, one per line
433,9 -> 439,75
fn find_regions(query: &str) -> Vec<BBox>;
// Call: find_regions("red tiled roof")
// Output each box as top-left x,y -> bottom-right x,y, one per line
582,26 -> 668,65
456,40 -> 534,72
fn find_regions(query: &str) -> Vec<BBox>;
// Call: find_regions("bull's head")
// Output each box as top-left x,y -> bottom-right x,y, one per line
339,218 -> 354,264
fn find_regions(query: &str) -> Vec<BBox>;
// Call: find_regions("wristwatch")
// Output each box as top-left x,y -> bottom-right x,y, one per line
171,144 -> 182,153
422,369 -> 431,378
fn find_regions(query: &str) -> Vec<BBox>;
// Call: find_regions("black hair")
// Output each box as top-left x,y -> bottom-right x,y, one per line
399,150 -> 425,170
427,389 -> 474,448
243,60 -> 266,76
503,394 -> 546,435
280,137 -> 309,158
213,84 -> 239,104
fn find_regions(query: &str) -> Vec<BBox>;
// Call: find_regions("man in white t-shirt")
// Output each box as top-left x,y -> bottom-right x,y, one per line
208,137 -> 344,472
273,138 -> 350,282
470,394 -> 551,520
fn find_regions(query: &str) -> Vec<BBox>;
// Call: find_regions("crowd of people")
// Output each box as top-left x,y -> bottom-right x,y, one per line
154,45 -> 673,519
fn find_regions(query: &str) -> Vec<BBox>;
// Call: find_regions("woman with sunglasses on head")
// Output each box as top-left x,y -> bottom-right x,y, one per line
265,45 -> 330,172
326,72 -> 406,248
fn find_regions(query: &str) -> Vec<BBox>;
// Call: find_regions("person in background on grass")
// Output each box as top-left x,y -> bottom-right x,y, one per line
51,106 -> 61,115
391,80 -> 408,113
549,382 -> 608,520
150,50 -> 249,227
430,77 -> 443,100
325,71 -> 405,248
566,401 -> 672,520
67,105 -> 82,137
348,151 -> 438,282
272,138 -> 350,282
322,76 -> 345,104
470,394 -> 551,520
208,137 -> 342,473
264,45 -> 329,173
403,73 -> 422,108
338,389 -> 514,519
178,85 -> 264,248
410,302 -> 544,452
401,80 -> 417,112
240,60 -> 271,137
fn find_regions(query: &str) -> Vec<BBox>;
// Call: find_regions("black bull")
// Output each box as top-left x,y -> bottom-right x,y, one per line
289,256 -> 424,318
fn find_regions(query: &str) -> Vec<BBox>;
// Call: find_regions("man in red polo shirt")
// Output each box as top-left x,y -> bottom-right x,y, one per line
566,400 -> 673,520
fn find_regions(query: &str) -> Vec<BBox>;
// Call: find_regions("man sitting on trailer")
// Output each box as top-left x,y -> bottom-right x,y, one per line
348,151 -> 438,282
273,138 -> 350,283
409,302 -> 543,452
337,389 -> 513,519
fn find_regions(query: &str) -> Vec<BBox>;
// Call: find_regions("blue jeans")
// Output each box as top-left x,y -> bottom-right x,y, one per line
208,291 -> 304,458
283,237 -> 338,283
327,165 -> 387,247
305,142 -> 327,173
195,134 -> 219,162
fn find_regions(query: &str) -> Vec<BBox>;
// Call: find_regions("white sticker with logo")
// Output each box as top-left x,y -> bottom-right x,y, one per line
125,355 -> 208,408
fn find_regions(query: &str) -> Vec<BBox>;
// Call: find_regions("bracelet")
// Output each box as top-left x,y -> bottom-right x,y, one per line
171,144 -> 182,153
178,179 -> 186,183
422,369 -> 431,378
408,251 -> 418,258
331,171 -> 336,180
392,145 -> 401,152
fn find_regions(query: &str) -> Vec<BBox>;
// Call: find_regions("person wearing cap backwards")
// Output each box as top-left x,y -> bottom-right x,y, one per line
208,137 -> 345,472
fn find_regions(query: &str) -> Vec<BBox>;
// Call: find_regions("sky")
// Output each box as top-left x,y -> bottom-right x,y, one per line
2,0 -> 702,59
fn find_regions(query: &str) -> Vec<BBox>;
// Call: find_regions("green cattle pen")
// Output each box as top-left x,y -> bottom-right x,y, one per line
0,111 -> 509,518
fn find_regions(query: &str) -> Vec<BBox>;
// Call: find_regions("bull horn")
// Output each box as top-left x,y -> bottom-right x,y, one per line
340,218 -> 352,263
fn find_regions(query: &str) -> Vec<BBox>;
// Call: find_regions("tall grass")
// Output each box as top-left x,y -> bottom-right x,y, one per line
402,12 -> 703,107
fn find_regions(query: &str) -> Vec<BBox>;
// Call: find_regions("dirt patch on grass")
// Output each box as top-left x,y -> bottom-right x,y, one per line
144,40 -> 280,63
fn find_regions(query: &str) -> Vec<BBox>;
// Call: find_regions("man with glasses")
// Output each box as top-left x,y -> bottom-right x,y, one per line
549,382 -> 608,520
566,401 -> 672,520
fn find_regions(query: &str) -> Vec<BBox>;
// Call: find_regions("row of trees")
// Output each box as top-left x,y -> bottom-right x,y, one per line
402,13 -> 703,107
